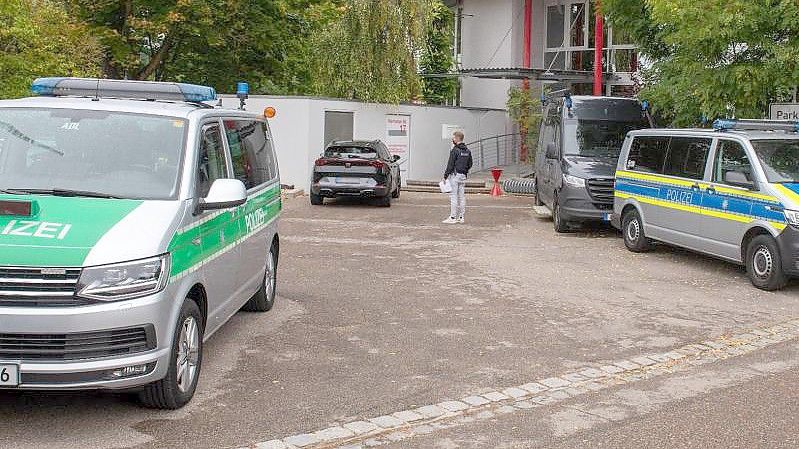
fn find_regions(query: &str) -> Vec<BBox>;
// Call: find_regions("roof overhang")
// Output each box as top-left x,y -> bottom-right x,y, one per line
423,67 -> 618,83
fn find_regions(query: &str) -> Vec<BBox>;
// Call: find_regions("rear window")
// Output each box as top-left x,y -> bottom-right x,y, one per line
627,136 -> 669,173
626,135 -> 711,180
325,146 -> 377,159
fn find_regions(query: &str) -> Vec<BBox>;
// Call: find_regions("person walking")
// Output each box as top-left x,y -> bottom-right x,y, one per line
442,131 -> 473,224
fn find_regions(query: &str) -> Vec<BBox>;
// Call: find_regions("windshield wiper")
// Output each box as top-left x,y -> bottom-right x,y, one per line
5,188 -> 120,199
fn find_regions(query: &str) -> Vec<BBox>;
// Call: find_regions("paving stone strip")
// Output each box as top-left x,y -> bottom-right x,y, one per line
239,318 -> 799,449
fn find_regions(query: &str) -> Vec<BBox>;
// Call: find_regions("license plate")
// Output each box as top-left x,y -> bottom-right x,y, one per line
336,177 -> 360,184
603,213 -> 612,221
0,364 -> 19,387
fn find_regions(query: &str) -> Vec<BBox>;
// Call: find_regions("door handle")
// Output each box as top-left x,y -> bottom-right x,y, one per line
691,183 -> 701,191
705,186 -> 716,194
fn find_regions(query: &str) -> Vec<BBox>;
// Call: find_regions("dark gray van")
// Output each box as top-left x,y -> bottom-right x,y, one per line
534,95 -> 650,232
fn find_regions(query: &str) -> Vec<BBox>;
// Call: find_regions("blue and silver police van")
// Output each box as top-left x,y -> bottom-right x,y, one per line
613,119 -> 799,290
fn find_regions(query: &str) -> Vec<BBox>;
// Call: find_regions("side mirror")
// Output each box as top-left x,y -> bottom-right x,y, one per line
392,154 -> 401,162
545,142 -> 559,160
724,170 -> 755,189
198,179 -> 247,212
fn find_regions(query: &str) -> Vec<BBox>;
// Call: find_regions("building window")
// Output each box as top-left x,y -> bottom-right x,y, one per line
544,0 -> 637,75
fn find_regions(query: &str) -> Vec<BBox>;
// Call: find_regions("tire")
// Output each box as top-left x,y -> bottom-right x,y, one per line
622,208 -> 652,253
242,243 -> 278,312
746,235 -> 789,291
392,178 -> 401,199
552,194 -> 569,233
139,298 -> 203,409
378,195 -> 391,207
310,193 -> 323,205
534,178 -> 544,206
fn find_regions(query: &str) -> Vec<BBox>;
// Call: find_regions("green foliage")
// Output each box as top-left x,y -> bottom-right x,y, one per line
420,1 -> 457,105
311,0 -> 431,103
0,0 -> 101,99
603,0 -> 799,126
66,0 -> 342,94
506,86 -> 542,163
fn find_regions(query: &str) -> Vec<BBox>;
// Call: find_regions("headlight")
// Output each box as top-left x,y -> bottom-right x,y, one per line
784,209 -> 799,227
563,174 -> 586,187
77,254 -> 170,301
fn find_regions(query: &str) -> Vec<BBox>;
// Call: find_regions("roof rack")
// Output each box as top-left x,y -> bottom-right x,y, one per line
713,119 -> 799,132
31,77 -> 217,105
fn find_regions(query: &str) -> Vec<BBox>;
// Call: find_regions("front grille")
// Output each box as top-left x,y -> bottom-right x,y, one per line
586,178 -> 615,204
0,267 -> 91,307
0,325 -> 155,361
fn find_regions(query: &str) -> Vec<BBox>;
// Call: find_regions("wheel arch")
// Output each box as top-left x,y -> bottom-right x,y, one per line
185,283 -> 208,330
740,226 -> 775,263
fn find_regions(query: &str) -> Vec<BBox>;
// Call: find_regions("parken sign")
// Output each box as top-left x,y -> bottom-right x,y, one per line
770,103 -> 799,121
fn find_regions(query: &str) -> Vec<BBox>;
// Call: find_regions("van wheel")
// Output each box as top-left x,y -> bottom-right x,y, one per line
622,208 -> 652,252
534,178 -> 543,206
552,195 -> 569,233
310,193 -> 323,205
746,235 -> 789,291
243,244 -> 278,312
139,298 -> 203,409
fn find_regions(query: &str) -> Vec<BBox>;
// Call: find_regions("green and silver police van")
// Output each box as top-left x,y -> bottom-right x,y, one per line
613,119 -> 799,291
0,78 -> 281,408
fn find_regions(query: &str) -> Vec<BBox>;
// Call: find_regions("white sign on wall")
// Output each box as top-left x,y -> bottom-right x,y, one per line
442,124 -> 461,140
385,115 -> 410,176
770,103 -> 799,120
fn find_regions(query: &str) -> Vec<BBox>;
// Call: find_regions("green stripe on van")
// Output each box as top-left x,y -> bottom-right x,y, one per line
168,185 -> 281,278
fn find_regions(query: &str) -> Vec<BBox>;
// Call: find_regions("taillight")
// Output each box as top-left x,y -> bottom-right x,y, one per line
315,159 -> 329,166
370,160 -> 386,173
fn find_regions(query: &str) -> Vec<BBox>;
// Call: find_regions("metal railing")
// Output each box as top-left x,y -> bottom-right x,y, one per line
465,133 -> 522,172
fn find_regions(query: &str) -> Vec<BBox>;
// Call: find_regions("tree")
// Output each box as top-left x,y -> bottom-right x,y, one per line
419,1 -> 457,105
311,0 -> 431,103
603,0 -> 799,126
0,0 -> 101,99
66,0 -> 342,94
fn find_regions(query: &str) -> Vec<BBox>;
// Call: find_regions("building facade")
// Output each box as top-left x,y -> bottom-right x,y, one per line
446,0 -> 639,109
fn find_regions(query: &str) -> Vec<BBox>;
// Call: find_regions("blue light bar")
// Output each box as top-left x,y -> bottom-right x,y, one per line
31,77 -> 217,103
236,82 -> 249,96
713,119 -> 799,132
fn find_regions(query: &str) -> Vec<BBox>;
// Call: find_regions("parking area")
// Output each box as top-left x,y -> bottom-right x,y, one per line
2,191 -> 799,449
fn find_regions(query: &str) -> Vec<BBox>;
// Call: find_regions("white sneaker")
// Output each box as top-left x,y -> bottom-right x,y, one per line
457,217 -> 465,224
442,217 -> 458,224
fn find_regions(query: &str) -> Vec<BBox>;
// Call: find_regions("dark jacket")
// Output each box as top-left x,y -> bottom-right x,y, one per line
444,143 -> 473,178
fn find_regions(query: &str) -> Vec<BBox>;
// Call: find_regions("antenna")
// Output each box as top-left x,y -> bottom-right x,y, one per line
92,78 -> 100,102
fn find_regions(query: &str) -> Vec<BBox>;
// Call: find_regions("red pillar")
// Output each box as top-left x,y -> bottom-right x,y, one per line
521,0 -> 533,162
593,0 -> 604,96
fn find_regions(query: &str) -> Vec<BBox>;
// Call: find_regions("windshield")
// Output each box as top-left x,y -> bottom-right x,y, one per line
0,108 -> 186,200
751,139 -> 799,183
324,146 -> 378,159
564,120 -> 648,158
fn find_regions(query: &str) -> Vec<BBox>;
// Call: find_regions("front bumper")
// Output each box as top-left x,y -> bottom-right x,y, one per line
0,290 -> 178,390
776,225 -> 799,277
558,185 -> 613,223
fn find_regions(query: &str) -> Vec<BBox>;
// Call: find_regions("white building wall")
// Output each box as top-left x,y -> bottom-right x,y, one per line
458,0 -> 518,109
220,96 -> 510,190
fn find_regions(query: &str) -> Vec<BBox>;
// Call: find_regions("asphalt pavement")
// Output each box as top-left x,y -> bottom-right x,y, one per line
1,191 -> 798,449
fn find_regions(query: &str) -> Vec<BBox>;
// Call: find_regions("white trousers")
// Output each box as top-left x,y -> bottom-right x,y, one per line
448,173 -> 467,219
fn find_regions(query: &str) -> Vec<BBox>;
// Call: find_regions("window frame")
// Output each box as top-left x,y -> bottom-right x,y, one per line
222,118 -> 277,192
661,136 -> 712,181
710,137 -> 758,188
194,119 -> 233,200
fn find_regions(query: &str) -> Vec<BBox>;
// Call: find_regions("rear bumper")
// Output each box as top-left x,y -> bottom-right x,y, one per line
312,182 -> 390,198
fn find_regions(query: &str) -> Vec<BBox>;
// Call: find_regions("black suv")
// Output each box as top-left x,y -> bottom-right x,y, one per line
310,140 -> 401,207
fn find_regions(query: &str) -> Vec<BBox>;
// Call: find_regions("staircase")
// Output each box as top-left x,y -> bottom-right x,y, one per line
404,180 -> 490,194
